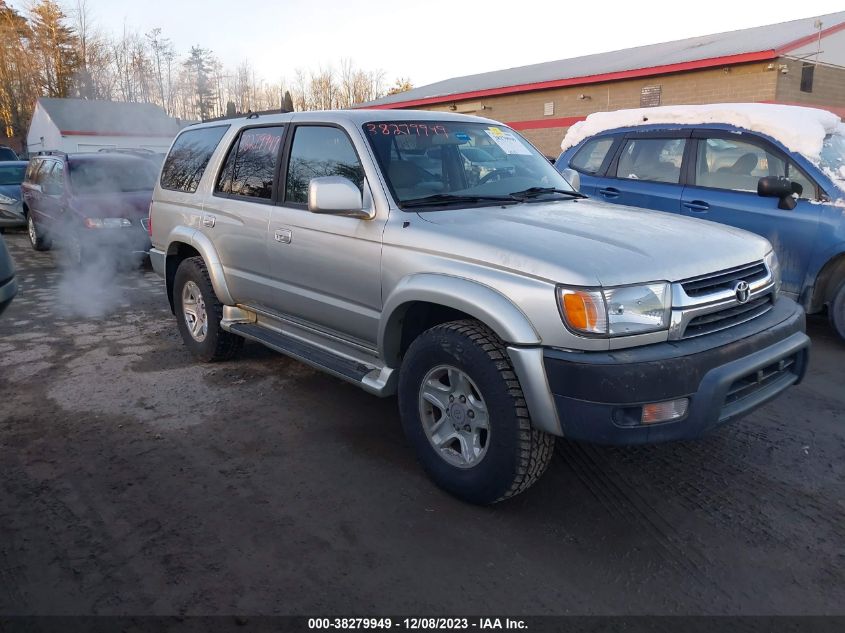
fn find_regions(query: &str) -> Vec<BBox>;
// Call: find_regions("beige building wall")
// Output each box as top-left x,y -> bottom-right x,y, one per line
401,62 -> 782,155
775,57 -> 845,110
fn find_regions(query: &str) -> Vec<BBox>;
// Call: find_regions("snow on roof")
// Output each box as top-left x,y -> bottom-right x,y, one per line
559,103 -> 844,161
37,98 -> 182,137
361,11 -> 845,108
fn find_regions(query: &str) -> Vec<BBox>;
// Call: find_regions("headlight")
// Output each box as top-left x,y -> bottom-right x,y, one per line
84,217 -> 132,229
765,250 -> 781,298
558,282 -> 671,337
0,194 -> 17,205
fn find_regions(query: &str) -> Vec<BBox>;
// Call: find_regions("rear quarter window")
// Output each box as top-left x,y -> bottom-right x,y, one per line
570,137 -> 615,174
160,126 -> 229,193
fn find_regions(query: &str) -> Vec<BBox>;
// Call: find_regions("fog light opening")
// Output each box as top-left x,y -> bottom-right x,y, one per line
641,398 -> 689,424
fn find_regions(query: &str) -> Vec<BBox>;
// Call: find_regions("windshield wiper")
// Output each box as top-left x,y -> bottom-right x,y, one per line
508,187 -> 587,201
402,193 -> 519,208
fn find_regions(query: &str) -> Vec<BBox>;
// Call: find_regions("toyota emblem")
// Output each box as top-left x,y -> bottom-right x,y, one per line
734,280 -> 751,304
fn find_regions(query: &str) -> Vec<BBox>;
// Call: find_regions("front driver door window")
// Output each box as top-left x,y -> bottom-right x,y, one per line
682,134 -> 821,298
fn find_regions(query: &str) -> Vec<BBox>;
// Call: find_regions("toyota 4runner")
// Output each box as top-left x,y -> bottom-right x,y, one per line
149,110 -> 810,504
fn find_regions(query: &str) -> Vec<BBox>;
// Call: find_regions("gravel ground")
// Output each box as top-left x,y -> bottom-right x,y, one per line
1,230 -> 843,616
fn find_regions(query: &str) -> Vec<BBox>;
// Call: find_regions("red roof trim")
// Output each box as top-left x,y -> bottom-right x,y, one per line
776,19 -> 845,55
507,116 -> 585,130
61,130 -> 175,138
365,50 -> 777,110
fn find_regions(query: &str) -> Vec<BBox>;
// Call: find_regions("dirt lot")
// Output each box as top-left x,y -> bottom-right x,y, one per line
1,229 -> 844,616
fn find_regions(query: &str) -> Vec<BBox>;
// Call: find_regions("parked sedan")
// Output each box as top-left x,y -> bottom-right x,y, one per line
0,233 -> 16,316
556,103 -> 845,342
0,161 -> 29,231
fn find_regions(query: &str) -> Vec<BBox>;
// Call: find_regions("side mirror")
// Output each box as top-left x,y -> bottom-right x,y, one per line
561,168 -> 581,193
308,176 -> 372,219
758,176 -> 802,211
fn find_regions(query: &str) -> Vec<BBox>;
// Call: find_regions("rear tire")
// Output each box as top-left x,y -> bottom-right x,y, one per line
27,213 -> 50,251
174,256 -> 243,362
398,319 -> 555,504
829,280 -> 845,343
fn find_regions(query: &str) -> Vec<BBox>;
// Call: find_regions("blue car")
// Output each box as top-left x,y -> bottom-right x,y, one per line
556,104 -> 845,342
0,160 -> 29,232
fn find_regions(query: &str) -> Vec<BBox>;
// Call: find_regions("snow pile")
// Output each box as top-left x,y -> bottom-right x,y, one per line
560,103 -> 843,163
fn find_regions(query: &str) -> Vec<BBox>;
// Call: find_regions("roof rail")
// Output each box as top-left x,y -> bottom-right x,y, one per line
97,147 -> 156,155
196,107 -> 293,125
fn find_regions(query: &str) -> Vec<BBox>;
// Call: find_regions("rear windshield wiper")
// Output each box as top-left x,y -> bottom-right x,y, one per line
401,194 -> 519,208
508,187 -> 587,201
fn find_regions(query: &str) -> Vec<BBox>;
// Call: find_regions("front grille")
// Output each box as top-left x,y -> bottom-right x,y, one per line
682,262 -> 767,298
683,295 -> 774,339
725,355 -> 797,406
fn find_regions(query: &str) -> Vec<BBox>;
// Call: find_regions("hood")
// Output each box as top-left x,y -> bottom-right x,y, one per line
411,198 -> 772,287
0,184 -> 21,200
70,191 -> 152,221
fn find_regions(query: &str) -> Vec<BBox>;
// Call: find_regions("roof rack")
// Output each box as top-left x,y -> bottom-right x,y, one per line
97,147 -> 157,155
195,107 -> 293,125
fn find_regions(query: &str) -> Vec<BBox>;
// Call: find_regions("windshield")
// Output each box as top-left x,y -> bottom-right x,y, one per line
820,132 -> 845,184
69,158 -> 159,194
363,121 -> 574,208
0,164 -> 25,186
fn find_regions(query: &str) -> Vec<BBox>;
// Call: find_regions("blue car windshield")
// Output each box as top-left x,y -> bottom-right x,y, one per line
819,132 -> 845,183
0,164 -> 25,185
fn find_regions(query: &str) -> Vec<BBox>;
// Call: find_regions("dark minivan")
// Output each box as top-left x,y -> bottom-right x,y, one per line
22,152 -> 157,265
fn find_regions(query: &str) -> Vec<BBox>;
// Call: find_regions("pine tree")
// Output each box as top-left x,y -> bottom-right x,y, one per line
29,0 -> 79,98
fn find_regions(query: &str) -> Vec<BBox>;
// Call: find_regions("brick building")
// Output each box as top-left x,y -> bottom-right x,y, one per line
361,12 -> 845,156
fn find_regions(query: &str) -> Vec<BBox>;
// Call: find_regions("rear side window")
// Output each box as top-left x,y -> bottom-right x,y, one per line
0,147 -> 18,161
285,126 -> 364,205
616,138 -> 685,184
160,126 -> 228,193
570,137 -> 614,174
216,126 -> 284,200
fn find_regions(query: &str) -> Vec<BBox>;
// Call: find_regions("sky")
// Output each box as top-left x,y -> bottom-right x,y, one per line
10,0 -> 845,89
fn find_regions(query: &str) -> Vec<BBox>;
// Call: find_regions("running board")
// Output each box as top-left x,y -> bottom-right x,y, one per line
226,321 -> 397,397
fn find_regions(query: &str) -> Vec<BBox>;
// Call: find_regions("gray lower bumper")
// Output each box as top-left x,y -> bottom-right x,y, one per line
149,248 -> 165,277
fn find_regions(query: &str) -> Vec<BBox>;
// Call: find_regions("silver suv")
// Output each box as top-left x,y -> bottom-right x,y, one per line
149,110 -> 810,504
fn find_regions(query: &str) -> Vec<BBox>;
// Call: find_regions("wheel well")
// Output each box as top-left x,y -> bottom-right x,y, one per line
165,242 -> 201,313
810,254 -> 845,313
395,302 -> 475,361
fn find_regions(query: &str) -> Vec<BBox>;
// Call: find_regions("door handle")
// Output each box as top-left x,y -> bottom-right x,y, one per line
274,229 -> 292,244
202,214 -> 216,228
598,187 -> 620,199
683,201 -> 710,212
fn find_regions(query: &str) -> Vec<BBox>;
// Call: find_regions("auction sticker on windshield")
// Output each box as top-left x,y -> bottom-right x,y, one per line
485,127 -> 531,155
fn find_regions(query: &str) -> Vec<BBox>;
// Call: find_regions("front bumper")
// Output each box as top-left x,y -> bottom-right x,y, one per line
542,297 -> 809,445
0,202 -> 24,228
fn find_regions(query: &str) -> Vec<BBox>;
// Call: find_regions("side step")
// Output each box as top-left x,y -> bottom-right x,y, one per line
227,322 -> 396,396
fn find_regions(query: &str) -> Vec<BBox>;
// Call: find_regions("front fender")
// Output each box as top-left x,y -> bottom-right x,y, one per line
166,226 -> 234,306
379,273 -> 540,365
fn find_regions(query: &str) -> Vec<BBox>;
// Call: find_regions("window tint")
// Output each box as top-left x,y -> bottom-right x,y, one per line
570,137 -> 614,174
45,161 -> 64,192
787,162 -> 815,199
285,126 -> 363,204
695,138 -> 787,193
160,125 -> 228,193
0,147 -> 18,161
0,164 -> 25,185
615,138 -> 685,183
216,126 -> 284,199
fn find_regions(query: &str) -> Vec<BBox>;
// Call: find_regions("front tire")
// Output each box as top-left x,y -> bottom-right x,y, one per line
398,319 -> 555,504
829,279 -> 845,343
174,256 -> 243,362
27,213 -> 50,251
